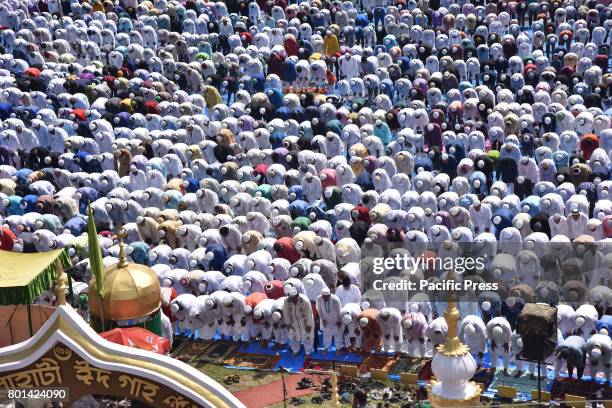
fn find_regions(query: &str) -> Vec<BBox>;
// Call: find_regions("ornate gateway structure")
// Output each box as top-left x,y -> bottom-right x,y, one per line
0,269 -> 244,408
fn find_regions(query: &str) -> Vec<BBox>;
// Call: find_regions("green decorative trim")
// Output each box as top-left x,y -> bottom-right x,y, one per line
92,309 -> 163,336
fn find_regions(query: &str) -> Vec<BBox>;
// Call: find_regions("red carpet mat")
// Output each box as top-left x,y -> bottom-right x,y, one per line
232,373 -> 324,408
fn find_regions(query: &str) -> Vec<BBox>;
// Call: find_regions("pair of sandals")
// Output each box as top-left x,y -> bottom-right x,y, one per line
223,374 -> 240,384
296,377 -> 313,389
310,395 -> 324,404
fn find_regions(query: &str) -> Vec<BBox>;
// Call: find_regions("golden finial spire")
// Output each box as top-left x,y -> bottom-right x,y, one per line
53,259 -> 67,306
437,269 -> 469,356
330,370 -> 339,408
116,226 -> 128,268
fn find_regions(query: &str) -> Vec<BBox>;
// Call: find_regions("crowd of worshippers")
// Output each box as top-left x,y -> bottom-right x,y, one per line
0,0 -> 611,380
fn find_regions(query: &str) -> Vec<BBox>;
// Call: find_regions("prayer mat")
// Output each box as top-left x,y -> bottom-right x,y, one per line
223,352 -> 281,369
169,337 -> 189,357
488,370 -> 543,395
170,336 -> 186,353
471,367 -> 495,389
550,377 -> 612,401
418,359 -> 434,381
172,340 -> 212,362
303,358 -> 359,372
358,354 -> 398,374
197,340 -> 240,364
388,356 -> 426,376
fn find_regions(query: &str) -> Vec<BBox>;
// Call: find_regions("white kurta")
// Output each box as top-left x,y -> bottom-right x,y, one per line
336,284 -> 362,306
316,294 -> 342,350
283,294 -> 315,354
377,308 -> 403,352
549,215 -> 570,237
567,212 -> 588,240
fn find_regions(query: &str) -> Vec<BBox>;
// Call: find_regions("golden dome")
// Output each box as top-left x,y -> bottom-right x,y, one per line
88,261 -> 161,321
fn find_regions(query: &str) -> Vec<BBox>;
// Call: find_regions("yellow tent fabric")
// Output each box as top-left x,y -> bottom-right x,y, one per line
0,249 -> 64,287
0,249 -> 70,305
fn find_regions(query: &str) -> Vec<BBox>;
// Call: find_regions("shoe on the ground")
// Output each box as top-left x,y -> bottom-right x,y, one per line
297,377 -> 313,389
311,395 -> 324,404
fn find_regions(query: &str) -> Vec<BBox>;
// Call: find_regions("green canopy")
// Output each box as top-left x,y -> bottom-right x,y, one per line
0,249 -> 71,305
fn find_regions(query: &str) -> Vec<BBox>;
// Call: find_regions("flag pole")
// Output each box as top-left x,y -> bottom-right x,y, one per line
87,203 -> 105,332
